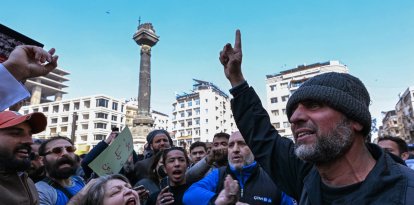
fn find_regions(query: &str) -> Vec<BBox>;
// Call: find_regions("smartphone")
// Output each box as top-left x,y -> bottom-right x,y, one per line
159,176 -> 170,190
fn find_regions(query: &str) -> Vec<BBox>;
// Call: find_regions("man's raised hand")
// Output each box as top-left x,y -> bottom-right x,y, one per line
219,29 -> 245,87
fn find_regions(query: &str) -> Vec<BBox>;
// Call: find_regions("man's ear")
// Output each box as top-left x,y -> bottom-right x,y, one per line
401,152 -> 410,161
351,121 -> 363,132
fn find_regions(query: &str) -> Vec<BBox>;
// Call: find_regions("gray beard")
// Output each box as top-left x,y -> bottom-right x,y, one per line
294,119 -> 354,164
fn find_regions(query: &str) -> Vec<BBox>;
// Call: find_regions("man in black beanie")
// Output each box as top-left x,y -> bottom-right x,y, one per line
134,129 -> 173,181
219,30 -> 414,204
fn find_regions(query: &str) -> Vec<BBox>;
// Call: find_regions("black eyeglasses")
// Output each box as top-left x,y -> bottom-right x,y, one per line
44,146 -> 76,156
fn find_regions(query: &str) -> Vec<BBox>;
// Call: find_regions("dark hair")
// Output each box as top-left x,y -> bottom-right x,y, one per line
213,132 -> 230,141
189,141 -> 207,153
145,129 -> 173,151
38,136 -> 74,156
80,174 -> 131,205
147,151 -> 164,183
378,136 -> 408,154
33,138 -> 45,145
111,127 -> 119,132
162,147 -> 189,166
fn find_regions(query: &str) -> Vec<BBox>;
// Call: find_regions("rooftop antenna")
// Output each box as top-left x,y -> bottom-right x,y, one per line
138,16 -> 141,26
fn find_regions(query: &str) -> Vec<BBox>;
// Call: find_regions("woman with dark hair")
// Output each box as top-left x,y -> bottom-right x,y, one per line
78,174 -> 140,205
146,147 -> 191,205
135,151 -> 166,195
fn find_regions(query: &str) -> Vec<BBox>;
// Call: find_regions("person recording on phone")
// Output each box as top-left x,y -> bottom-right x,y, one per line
81,127 -> 140,184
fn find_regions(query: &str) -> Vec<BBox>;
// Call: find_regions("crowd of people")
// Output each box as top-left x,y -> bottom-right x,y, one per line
1,30 -> 414,205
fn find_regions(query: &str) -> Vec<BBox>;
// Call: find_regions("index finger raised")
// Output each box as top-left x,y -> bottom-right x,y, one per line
234,29 -> 242,51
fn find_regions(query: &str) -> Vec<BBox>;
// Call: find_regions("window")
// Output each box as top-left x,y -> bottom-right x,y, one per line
96,98 -> 109,108
180,111 -> 185,117
83,114 -> 89,120
271,97 -> 278,103
96,113 -> 108,119
206,129 -> 209,134
280,82 -> 288,88
33,108 -> 38,112
121,105 -> 124,112
187,110 -> 192,117
74,102 -> 80,110
53,105 -> 59,113
271,110 -> 279,116
112,102 -> 118,110
283,122 -> 290,128
51,118 -> 58,124
195,118 -> 200,125
205,99 -> 208,103
43,106 -> 49,112
205,109 -> 208,114
63,104 -> 70,112
188,101 -> 192,107
82,124 -> 88,130
187,120 -> 192,126
195,99 -> 200,105
94,134 -> 106,141
195,108 -> 200,115
50,128 -> 57,134
205,119 -> 208,123
273,122 -> 280,128
282,95 -> 289,102
270,85 -> 276,91
282,109 -> 286,115
111,115 -> 117,121
180,103 -> 185,108
60,126 -> 67,132
62,117 -> 69,123
180,121 -> 185,127
81,135 -> 87,141
95,123 -> 107,129
84,100 -> 90,108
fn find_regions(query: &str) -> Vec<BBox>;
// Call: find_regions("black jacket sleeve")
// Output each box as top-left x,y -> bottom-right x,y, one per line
230,82 -> 312,199
81,140 -> 109,179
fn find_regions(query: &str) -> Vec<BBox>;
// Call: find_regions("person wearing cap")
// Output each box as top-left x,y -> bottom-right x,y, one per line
0,110 -> 47,205
134,129 -> 173,182
219,30 -> 414,204
0,45 -> 58,111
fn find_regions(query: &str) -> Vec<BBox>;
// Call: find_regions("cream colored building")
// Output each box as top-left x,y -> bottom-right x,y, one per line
265,61 -> 348,138
171,79 -> 237,146
395,86 -> 414,143
20,95 -> 125,153
378,110 -> 401,138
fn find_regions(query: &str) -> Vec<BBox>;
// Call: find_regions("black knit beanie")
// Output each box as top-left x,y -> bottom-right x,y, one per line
145,129 -> 173,150
286,72 -> 371,136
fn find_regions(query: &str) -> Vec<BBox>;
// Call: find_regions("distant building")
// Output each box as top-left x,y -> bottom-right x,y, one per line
395,86 -> 414,142
20,95 -> 125,152
125,100 -> 172,153
265,61 -> 348,138
378,110 -> 401,138
171,79 -> 237,146
0,24 -> 69,105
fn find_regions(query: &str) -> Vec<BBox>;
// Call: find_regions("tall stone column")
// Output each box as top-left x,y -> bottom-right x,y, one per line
131,23 -> 159,138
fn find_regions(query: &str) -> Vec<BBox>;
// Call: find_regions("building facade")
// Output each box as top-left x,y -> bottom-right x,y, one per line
171,79 -> 237,146
378,110 -> 401,138
20,95 -> 125,151
395,86 -> 414,143
265,61 -> 348,138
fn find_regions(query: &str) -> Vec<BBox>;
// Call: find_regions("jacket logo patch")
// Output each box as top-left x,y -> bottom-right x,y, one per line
254,196 -> 272,203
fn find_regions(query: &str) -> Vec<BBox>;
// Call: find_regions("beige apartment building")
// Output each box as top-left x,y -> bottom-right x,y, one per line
265,61 -> 348,138
378,110 -> 401,138
171,79 -> 237,146
395,86 -> 414,142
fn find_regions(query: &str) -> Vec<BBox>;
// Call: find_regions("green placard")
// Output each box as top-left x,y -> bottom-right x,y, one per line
88,126 -> 134,176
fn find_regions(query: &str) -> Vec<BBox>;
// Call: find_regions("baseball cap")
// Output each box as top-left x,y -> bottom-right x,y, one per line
0,111 -> 47,134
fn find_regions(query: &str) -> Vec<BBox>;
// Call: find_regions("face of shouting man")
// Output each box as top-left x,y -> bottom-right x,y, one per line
43,138 -> 78,179
290,101 -> 358,164
0,122 -> 33,172
228,131 -> 254,170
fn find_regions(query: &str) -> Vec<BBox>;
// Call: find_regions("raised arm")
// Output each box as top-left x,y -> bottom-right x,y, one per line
2,45 -> 58,82
219,30 -> 245,87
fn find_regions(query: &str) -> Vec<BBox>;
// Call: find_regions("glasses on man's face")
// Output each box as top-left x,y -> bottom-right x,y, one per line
44,146 -> 76,156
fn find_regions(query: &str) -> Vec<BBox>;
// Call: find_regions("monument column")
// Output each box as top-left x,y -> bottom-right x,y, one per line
132,23 -> 159,138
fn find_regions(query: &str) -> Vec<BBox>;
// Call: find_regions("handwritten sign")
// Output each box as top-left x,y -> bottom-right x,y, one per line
88,126 -> 134,176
